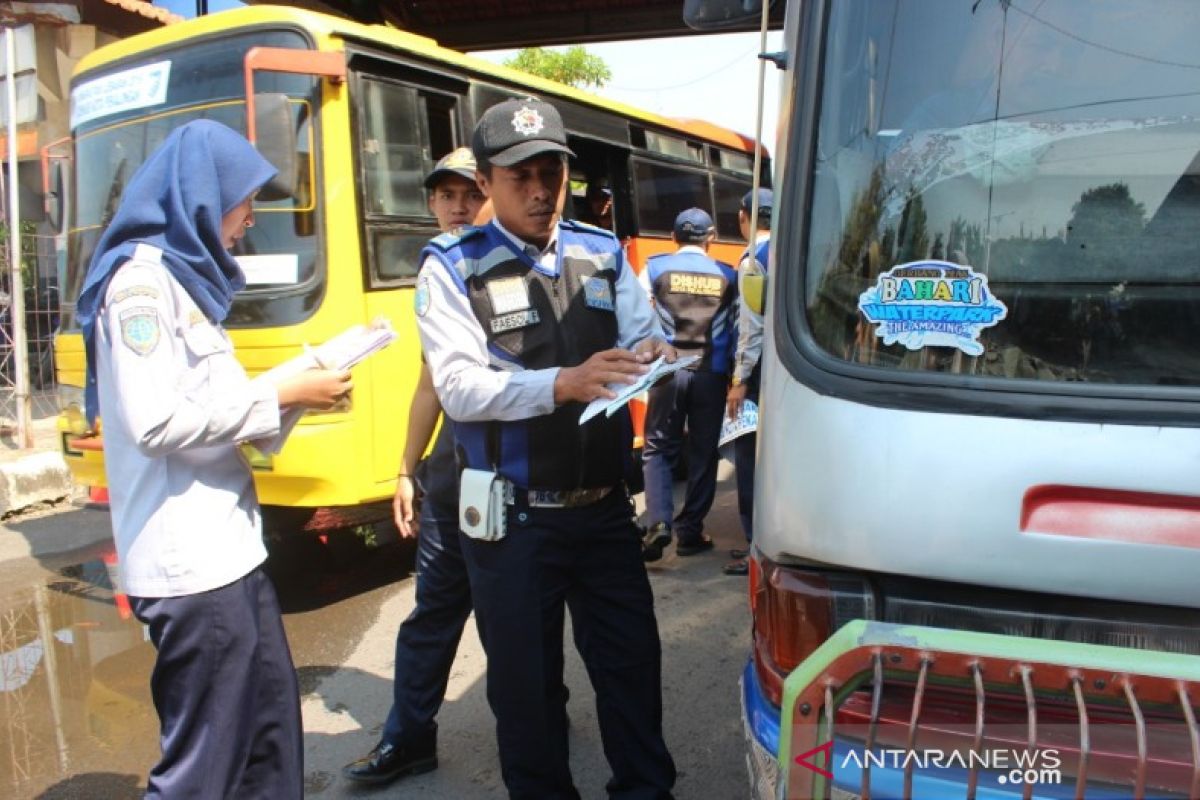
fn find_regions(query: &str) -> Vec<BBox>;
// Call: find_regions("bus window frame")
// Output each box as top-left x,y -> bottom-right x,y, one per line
629,153 -> 751,244
772,0 -> 1200,428
349,63 -> 468,289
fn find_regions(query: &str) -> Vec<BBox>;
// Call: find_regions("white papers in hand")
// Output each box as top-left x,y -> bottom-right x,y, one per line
579,354 -> 700,424
254,317 -> 398,386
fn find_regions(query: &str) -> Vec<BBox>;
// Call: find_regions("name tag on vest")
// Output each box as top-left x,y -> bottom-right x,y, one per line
583,276 -> 615,311
490,308 -> 541,333
487,276 -> 532,315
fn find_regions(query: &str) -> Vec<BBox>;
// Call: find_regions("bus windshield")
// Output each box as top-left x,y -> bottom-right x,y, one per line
62,30 -> 323,331
802,0 -> 1200,387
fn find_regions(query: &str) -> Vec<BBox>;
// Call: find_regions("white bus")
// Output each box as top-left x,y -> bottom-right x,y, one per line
686,1 -> 1200,798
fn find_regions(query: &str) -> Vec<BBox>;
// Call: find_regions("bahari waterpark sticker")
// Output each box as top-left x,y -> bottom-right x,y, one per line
857,260 -> 1007,356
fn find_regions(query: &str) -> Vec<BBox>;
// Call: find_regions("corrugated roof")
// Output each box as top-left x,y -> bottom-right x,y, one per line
101,0 -> 183,26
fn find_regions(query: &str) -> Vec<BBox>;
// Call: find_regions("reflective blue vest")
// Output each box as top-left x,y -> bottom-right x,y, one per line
421,221 -> 632,490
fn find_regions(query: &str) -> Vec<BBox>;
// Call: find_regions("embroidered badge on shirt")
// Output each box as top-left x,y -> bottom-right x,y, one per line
582,276 -> 615,311
490,309 -> 541,334
511,106 -> 544,137
415,276 -> 432,318
111,285 -> 160,304
119,307 -> 160,356
486,276 -> 531,315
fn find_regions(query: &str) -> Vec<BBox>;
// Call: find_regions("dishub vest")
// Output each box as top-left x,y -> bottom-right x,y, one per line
422,220 -> 632,491
643,250 -> 738,374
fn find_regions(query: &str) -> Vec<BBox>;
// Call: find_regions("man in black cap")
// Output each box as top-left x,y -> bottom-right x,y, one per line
415,97 -> 677,799
639,208 -> 738,563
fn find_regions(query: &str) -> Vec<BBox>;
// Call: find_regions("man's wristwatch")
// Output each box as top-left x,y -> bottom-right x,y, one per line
730,375 -> 743,388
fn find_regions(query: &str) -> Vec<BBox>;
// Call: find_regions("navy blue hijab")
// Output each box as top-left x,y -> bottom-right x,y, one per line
77,120 -> 277,423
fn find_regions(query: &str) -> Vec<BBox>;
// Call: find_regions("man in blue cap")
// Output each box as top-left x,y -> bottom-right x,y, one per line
724,188 -> 772,576
639,208 -> 738,562
415,97 -> 677,799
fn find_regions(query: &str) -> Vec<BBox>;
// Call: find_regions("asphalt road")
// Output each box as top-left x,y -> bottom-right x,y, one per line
0,465 -> 752,799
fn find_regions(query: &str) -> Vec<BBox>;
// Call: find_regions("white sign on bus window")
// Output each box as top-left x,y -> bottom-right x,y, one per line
71,61 -> 171,129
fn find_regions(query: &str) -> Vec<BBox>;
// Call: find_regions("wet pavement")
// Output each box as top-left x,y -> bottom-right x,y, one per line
0,469 -> 752,799
0,516 -> 418,800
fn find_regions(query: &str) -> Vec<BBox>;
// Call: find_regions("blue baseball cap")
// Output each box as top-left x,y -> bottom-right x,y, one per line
674,208 -> 714,242
741,188 -> 773,212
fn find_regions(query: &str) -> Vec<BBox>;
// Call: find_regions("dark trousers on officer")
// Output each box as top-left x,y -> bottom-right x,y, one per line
734,365 -> 761,542
642,368 -> 727,544
382,497 -> 472,748
130,567 -> 302,800
460,489 -> 676,800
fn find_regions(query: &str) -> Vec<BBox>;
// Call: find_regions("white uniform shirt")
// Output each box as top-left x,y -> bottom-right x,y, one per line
96,245 -> 285,598
733,232 -> 771,383
416,219 -> 662,423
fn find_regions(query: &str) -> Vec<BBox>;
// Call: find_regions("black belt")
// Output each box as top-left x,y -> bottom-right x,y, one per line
503,482 -> 616,509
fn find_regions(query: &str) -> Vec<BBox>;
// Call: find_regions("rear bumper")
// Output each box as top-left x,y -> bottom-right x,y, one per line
770,621 -> 1200,800
742,659 -> 783,800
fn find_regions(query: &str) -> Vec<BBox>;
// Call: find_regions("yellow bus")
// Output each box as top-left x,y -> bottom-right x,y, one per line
54,5 -> 768,533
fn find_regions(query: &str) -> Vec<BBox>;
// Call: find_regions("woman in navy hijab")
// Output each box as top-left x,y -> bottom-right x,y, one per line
78,120 -> 349,799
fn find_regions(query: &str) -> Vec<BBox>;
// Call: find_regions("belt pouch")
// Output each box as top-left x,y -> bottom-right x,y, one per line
459,468 -> 507,541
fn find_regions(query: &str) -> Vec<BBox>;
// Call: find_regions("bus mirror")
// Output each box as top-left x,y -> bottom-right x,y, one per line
742,271 -> 766,315
683,0 -> 774,30
44,160 -> 64,232
253,92 -> 297,201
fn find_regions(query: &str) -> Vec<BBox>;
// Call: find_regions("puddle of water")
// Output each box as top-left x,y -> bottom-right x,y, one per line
0,526 -> 417,798
0,546 -> 156,799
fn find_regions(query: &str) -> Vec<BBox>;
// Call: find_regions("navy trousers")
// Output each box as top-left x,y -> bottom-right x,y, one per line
641,369 -> 728,544
734,365 -> 761,542
130,568 -> 302,800
381,496 -> 472,747
460,489 -> 676,800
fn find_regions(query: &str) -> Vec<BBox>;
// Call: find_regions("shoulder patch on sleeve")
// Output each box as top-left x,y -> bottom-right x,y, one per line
119,306 -> 161,356
414,276 -> 432,317
111,285 -> 160,304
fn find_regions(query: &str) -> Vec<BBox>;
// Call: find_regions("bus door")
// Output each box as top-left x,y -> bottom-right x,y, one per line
349,56 -> 470,484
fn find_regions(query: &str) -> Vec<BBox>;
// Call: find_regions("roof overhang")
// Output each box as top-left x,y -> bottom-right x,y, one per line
251,0 -> 783,50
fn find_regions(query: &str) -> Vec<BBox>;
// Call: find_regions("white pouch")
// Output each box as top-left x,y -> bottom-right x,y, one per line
459,468 -> 507,541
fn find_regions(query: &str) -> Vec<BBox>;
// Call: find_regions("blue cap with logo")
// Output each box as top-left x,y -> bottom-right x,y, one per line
674,207 -> 715,242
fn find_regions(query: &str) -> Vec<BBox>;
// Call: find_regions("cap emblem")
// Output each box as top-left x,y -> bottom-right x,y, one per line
511,106 -> 545,137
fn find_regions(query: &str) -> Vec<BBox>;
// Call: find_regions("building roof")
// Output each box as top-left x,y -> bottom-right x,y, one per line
100,0 -> 183,26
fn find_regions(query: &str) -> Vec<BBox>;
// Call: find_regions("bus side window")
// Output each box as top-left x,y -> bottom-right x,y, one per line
359,78 -> 430,217
357,75 -> 460,285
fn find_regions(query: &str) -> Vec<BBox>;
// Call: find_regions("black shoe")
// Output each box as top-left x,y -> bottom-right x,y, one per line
642,522 -> 672,562
342,738 -> 438,786
729,548 -> 749,559
676,535 -> 714,557
723,557 -> 749,576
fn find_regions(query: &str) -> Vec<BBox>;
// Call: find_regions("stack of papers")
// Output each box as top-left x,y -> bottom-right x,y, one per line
254,318 -> 397,385
579,354 -> 700,424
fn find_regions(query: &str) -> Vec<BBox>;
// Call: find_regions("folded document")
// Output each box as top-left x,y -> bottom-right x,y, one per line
579,354 -> 700,425
254,318 -> 397,385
